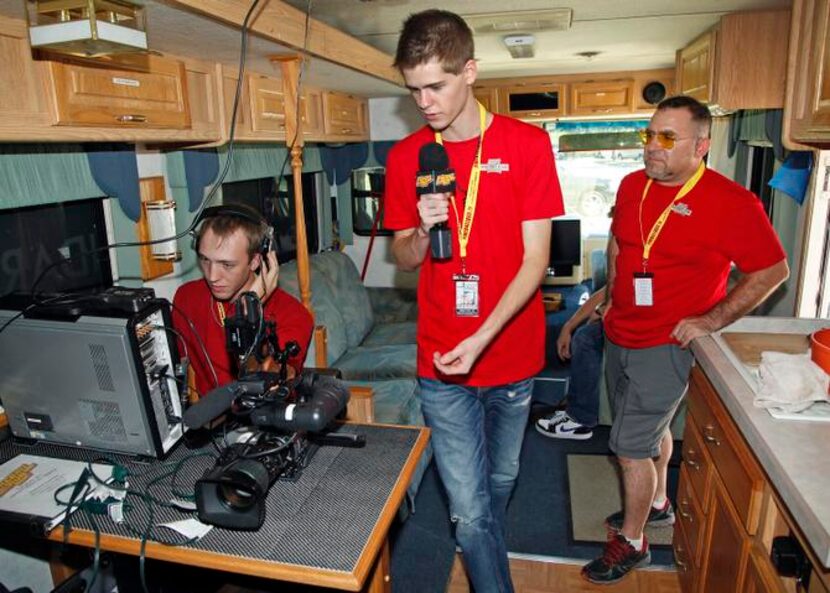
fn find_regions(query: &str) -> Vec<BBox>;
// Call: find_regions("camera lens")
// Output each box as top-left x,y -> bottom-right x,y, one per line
217,460 -> 270,510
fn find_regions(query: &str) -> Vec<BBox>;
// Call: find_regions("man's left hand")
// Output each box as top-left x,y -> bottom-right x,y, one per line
671,315 -> 717,348
433,335 -> 487,376
252,251 -> 280,302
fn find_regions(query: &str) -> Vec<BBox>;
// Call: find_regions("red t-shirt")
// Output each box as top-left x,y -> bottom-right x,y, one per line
606,168 -> 786,348
384,115 -> 564,385
172,280 -> 313,397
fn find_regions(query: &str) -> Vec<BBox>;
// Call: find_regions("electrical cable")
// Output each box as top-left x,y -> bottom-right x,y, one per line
168,300 -> 220,389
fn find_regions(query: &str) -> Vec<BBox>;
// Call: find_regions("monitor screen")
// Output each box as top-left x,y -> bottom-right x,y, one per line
549,218 -> 582,277
222,173 -> 319,262
0,198 -> 113,308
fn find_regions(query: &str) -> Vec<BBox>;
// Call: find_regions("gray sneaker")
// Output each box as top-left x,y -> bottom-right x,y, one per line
605,500 -> 675,531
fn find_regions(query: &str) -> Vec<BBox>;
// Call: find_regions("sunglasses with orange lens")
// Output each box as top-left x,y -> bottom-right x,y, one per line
638,129 -> 682,150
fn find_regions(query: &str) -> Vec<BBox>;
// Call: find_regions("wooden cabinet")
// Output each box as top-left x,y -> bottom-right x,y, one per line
784,0 -> 830,147
47,55 -> 190,128
322,90 -> 368,140
501,82 -> 565,120
699,475 -> 751,592
301,87 -> 324,140
569,80 -> 635,116
180,57 -> 222,139
473,86 -> 500,114
677,31 -> 715,103
0,14 -> 218,142
675,9 -> 790,110
248,73 -> 287,136
675,366 -> 827,593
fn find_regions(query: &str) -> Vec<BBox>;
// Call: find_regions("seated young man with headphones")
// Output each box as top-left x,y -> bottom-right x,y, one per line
172,204 -> 313,398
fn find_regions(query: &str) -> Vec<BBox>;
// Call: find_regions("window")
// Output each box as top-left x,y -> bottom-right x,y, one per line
547,119 -> 648,236
222,173 -> 320,262
351,167 -> 389,236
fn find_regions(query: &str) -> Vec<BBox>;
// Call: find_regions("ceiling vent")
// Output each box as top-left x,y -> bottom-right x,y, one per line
462,8 -> 572,34
503,34 -> 535,59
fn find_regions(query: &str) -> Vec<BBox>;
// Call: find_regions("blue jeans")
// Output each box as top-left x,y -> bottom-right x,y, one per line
418,377 -> 533,593
566,320 -> 604,427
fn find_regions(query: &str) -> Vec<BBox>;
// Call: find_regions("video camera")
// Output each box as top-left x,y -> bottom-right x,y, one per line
184,292 -> 363,530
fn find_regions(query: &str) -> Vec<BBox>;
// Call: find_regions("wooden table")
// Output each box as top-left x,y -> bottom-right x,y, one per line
0,423 -> 429,593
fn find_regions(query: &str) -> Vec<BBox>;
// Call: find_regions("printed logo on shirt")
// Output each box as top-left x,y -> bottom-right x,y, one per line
671,202 -> 692,216
481,158 -> 510,174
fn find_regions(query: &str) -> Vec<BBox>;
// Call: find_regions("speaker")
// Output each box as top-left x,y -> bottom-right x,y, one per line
642,81 -> 667,106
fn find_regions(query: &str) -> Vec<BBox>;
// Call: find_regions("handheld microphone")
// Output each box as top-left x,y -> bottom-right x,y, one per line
416,143 -> 455,260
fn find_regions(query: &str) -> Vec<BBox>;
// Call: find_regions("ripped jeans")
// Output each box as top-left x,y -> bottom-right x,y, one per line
418,377 -> 533,593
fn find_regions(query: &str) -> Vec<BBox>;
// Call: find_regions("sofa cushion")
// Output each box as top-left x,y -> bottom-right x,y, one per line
312,251 -> 374,349
346,378 -> 420,426
279,259 -> 349,365
334,344 -> 417,381
362,321 -> 417,347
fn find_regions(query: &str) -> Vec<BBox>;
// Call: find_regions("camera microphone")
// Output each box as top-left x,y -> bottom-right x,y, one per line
183,383 -> 238,429
416,142 -> 455,260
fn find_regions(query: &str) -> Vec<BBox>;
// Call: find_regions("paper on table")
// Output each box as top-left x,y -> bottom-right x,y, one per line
0,454 -> 113,531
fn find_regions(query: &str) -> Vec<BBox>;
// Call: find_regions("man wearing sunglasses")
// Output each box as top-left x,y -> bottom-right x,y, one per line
582,95 -> 789,585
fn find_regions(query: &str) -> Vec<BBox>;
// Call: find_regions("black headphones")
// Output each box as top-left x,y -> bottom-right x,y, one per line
192,204 -> 273,256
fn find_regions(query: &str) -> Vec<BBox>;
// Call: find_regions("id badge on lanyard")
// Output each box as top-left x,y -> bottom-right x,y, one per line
453,274 -> 480,317
633,272 -> 654,307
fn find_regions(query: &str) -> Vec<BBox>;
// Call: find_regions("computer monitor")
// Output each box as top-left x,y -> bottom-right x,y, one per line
0,197 -> 113,309
548,218 -> 582,279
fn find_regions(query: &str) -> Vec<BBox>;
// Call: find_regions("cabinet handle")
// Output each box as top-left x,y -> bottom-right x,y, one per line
592,107 -> 613,113
674,549 -> 689,572
679,501 -> 693,522
528,111 -> 542,117
686,457 -> 700,471
115,114 -> 148,123
340,128 -> 352,134
703,425 -> 721,446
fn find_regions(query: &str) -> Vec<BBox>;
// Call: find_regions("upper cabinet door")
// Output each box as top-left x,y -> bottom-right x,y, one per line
677,31 -> 715,103
569,80 -> 635,116
785,0 -> 830,147
48,55 -> 190,128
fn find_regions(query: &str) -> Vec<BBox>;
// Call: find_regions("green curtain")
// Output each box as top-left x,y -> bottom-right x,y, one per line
0,144 -> 102,209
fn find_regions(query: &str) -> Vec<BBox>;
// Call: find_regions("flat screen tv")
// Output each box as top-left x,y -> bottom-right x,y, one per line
0,197 -> 113,309
549,218 -> 582,278
222,172 -> 319,262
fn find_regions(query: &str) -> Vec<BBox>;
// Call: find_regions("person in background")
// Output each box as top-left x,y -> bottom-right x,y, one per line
535,286 -> 606,440
582,95 -> 788,585
172,206 -> 313,399
383,10 -> 564,593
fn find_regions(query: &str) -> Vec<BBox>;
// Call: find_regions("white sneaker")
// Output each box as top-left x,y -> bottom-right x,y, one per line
535,411 -> 593,440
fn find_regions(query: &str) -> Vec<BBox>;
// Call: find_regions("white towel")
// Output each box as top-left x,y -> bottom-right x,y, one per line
754,351 -> 830,413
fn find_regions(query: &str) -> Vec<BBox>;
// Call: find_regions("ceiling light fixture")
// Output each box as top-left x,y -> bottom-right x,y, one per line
26,0 -> 147,57
503,34 -> 535,59
463,9 -> 572,34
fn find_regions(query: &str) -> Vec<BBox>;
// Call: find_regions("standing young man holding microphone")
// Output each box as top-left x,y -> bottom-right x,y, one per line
384,10 -> 564,592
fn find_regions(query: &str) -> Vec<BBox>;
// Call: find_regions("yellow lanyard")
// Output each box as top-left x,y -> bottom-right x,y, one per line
434,101 -> 487,261
215,300 -> 226,326
638,161 -> 705,268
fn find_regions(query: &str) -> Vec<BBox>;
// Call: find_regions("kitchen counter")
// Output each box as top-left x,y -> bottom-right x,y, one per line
691,316 -> 830,568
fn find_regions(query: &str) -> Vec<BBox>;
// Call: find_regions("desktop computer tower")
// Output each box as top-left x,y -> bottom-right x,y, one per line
0,301 -> 184,458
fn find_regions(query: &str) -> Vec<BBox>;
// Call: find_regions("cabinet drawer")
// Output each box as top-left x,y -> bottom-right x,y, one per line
569,80 -> 635,115
48,56 -> 190,128
688,367 -> 764,534
323,91 -> 367,136
677,463 -> 706,567
682,414 -> 712,512
673,518 -> 698,593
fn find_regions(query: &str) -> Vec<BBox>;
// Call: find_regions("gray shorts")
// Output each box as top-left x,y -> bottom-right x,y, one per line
605,338 -> 694,459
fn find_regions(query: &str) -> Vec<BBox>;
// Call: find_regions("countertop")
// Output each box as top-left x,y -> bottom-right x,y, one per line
691,316 -> 830,568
